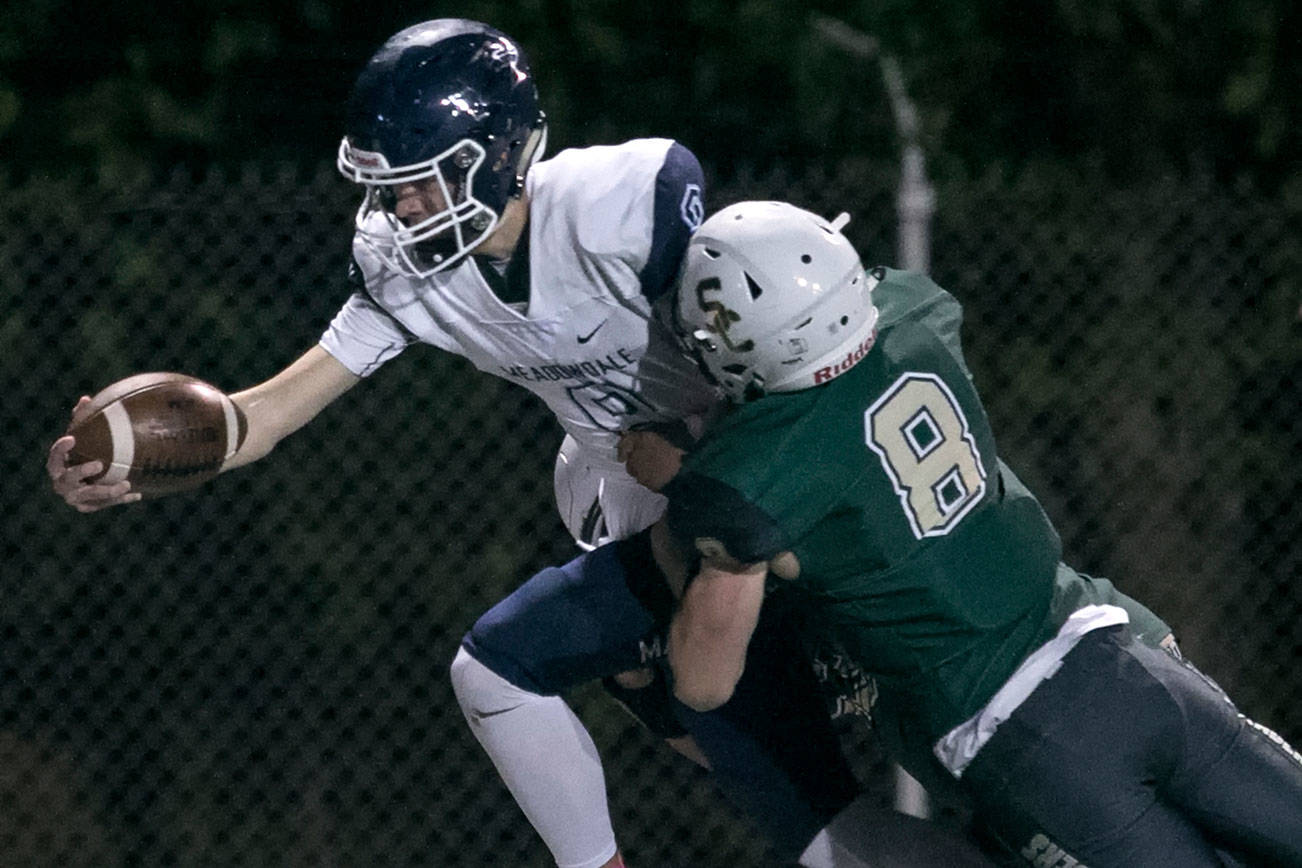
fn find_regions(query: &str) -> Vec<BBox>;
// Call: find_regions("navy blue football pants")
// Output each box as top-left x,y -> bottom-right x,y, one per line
460,533 -> 861,860
963,625 -> 1302,867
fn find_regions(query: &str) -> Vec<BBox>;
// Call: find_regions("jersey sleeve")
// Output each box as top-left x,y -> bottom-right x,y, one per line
662,470 -> 790,564
680,390 -> 861,552
637,142 -> 705,303
874,270 -> 975,382
318,258 -> 417,377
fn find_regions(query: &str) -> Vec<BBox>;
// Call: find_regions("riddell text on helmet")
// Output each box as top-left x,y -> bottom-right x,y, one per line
813,333 -> 877,385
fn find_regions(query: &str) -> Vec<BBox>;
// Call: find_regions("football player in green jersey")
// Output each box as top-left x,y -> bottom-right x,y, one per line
636,201 -> 1302,867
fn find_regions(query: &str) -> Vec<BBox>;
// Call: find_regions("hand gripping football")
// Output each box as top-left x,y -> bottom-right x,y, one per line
66,372 -> 247,498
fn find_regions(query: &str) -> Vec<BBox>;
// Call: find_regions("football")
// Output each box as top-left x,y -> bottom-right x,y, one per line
66,372 -> 247,498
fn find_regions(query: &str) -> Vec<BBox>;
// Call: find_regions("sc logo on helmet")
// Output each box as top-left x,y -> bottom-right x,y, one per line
694,277 -> 754,353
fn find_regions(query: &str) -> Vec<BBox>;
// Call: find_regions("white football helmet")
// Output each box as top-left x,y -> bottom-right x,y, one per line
674,201 -> 880,401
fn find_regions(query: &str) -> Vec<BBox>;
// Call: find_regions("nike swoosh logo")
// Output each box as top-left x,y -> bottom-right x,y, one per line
470,704 -> 524,722
577,320 -> 608,344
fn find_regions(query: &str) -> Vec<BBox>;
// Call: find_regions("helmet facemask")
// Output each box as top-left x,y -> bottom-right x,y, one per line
338,138 -> 500,277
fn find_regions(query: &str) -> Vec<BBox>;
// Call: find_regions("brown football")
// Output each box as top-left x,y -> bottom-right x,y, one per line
66,372 -> 247,498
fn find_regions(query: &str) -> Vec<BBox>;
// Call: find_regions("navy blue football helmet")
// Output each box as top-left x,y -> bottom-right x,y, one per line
337,19 -> 548,276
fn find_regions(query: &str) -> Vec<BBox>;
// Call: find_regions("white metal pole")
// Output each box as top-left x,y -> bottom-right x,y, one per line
811,13 -> 936,821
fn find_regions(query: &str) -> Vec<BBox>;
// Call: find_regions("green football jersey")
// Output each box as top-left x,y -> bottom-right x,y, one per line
668,268 -> 1169,745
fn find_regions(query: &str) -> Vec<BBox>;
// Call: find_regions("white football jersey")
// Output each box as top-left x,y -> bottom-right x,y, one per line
321,138 -> 718,534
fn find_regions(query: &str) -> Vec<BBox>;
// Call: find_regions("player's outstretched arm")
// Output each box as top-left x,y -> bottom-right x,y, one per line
224,345 -> 359,470
48,346 -> 359,511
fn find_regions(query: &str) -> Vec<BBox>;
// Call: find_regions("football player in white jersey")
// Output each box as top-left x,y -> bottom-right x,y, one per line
48,19 -> 994,868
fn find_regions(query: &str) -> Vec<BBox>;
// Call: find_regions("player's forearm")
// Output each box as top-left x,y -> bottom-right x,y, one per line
668,561 -> 765,711
668,619 -> 741,711
224,345 -> 359,470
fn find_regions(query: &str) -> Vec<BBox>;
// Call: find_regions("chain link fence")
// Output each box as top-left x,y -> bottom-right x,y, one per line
3,159 -> 1298,866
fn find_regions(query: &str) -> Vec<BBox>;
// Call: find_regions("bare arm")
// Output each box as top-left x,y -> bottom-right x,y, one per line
666,542 -> 767,712
224,345 -> 359,470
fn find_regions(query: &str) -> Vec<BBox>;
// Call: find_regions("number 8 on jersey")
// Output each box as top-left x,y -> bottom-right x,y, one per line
865,372 -> 988,539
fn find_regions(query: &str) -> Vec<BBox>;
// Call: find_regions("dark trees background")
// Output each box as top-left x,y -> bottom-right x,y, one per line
2,1 -> 1298,188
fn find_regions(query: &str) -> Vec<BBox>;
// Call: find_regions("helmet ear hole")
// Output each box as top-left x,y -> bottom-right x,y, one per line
745,274 -> 764,300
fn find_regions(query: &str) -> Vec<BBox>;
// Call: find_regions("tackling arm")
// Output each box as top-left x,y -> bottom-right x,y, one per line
667,546 -> 767,712
224,345 -> 359,470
